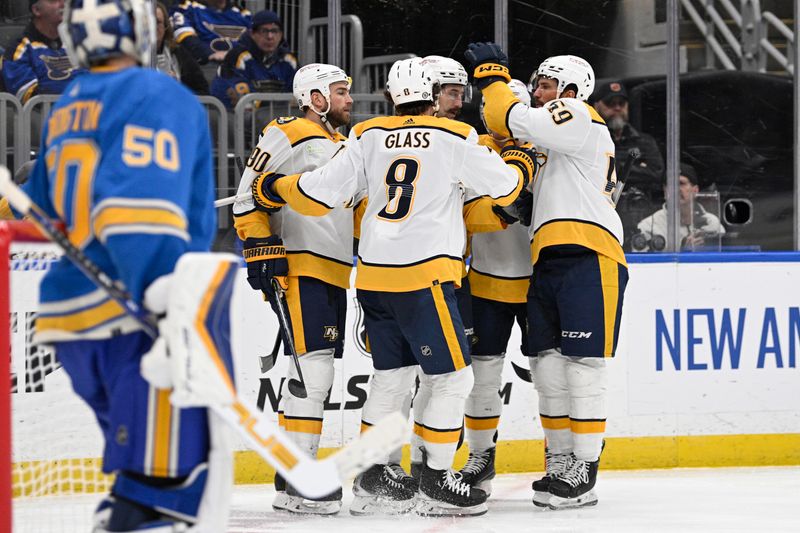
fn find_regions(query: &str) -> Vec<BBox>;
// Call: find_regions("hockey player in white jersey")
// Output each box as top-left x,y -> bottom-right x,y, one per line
232,63 -> 357,515
247,57 -> 534,516
465,45 -> 628,509
457,79 -> 537,496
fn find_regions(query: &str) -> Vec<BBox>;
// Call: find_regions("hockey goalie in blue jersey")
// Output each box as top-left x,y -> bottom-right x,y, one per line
16,0 -> 235,530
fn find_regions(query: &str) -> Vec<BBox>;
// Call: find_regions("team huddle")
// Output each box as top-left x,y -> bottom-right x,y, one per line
0,0 -> 628,530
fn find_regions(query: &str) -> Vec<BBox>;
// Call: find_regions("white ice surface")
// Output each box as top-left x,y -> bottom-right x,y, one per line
13,467 -> 800,532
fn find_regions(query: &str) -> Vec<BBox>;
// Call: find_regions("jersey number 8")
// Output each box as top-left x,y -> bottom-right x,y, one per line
377,157 -> 420,222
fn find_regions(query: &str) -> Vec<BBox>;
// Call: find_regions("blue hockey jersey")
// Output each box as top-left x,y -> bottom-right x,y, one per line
210,32 -> 296,109
23,67 -> 216,342
1,23 -> 86,103
171,0 -> 251,63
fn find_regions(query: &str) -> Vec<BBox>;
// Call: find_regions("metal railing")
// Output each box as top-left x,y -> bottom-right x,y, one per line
306,14 -> 363,86
360,54 -> 417,94
760,10 -> 795,74
0,94 -> 23,173
681,0 -> 794,76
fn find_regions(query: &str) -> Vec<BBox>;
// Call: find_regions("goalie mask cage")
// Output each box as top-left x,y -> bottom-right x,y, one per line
1,220 -> 113,532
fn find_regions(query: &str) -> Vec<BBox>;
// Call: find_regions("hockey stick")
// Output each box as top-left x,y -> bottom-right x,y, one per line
0,166 -> 405,498
611,147 -> 641,206
271,279 -> 308,398
259,332 -> 281,373
230,155 -> 283,374
213,156 -> 254,208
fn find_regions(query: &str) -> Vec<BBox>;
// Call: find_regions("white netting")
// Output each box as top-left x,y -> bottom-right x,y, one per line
10,242 -> 111,532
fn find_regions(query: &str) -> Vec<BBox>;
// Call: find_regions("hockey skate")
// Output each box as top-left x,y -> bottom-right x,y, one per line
389,463 -> 419,492
271,473 -> 293,513
531,449 -> 574,508
546,458 -> 599,510
274,481 -> 342,515
416,462 -> 488,517
350,464 -> 417,516
458,447 -> 496,496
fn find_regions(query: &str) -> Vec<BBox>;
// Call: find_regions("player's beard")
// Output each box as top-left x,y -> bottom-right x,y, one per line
327,107 -> 351,129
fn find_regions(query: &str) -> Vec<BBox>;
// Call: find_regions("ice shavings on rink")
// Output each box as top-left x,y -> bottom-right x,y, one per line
15,467 -> 798,532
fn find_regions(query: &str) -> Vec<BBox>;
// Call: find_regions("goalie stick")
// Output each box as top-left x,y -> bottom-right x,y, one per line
0,166 -> 406,499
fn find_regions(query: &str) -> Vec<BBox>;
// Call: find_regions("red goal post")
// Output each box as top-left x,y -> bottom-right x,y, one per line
0,221 -> 51,532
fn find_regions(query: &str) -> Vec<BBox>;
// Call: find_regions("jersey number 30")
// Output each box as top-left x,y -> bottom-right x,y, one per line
377,157 -> 420,221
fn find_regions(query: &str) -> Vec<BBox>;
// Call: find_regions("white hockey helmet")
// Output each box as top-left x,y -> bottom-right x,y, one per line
507,78 -> 532,106
386,57 -> 436,106
60,0 -> 157,68
293,63 -> 351,110
531,55 -> 595,101
480,79 -> 531,137
421,55 -> 468,86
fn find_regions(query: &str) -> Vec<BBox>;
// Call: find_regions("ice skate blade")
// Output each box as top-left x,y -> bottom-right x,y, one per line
349,494 -> 417,516
532,490 -> 551,508
273,494 -> 341,515
546,489 -> 598,510
474,479 -> 493,497
415,498 -> 488,517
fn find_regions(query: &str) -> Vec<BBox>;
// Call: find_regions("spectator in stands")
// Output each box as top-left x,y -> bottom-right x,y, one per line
591,80 -> 664,200
211,9 -> 297,109
156,1 -> 208,95
633,163 -> 725,252
171,0 -> 251,65
2,0 -> 86,104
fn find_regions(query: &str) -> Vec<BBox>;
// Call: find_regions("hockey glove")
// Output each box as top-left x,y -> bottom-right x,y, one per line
501,145 -> 537,189
251,171 -> 287,211
492,204 -> 521,226
464,42 -> 511,89
511,189 -> 533,227
242,236 -> 289,299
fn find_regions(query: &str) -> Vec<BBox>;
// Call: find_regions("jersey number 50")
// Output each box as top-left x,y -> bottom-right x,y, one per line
377,157 -> 420,222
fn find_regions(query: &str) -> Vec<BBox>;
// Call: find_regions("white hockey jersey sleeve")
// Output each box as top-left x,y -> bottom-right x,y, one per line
233,125 -> 292,216
273,128 -> 367,215
506,98 -> 597,158
458,129 -> 524,207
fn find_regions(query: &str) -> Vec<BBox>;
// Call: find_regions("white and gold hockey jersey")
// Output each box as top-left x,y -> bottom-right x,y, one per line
271,115 -> 524,292
468,134 -> 533,304
481,82 -> 626,267
233,116 -> 357,288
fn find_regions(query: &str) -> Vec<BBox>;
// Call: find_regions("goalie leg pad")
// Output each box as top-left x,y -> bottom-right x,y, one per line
566,357 -> 607,462
533,349 -> 572,454
361,365 -> 417,464
420,367 -> 474,470
110,464 -> 208,526
191,411 -> 233,533
465,355 -> 505,452
158,253 -> 242,409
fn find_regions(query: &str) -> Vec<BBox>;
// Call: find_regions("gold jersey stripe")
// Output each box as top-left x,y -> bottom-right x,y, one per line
598,254 -> 620,357
468,268 -> 529,304
431,283 -> 466,371
532,219 -> 627,267
355,256 -> 462,292
287,252 -> 352,289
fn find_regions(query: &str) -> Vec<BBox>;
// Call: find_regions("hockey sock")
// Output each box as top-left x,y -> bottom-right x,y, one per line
465,355 -> 505,452
361,366 -> 417,464
419,367 -> 474,470
410,369 -> 431,465
532,349 -> 573,454
282,349 -> 334,458
566,356 -> 607,462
